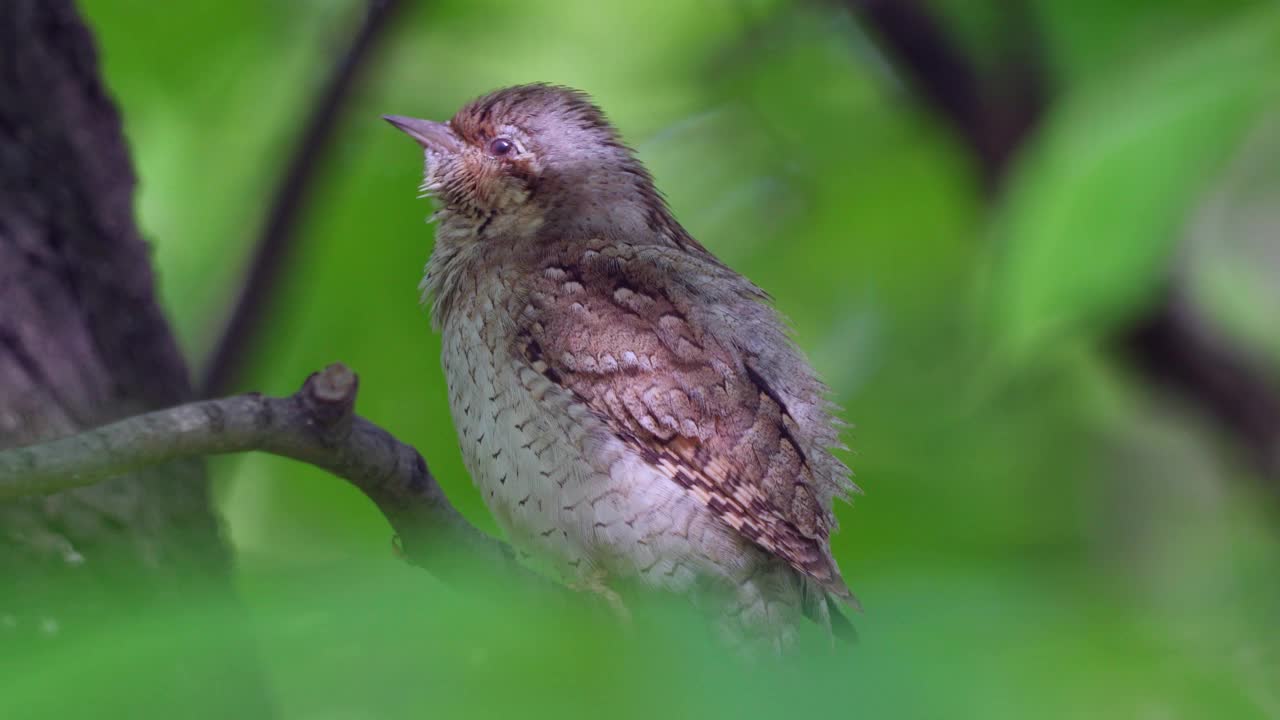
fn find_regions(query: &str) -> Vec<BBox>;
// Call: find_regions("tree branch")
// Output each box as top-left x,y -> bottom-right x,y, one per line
200,0 -> 406,396
846,0 -> 1045,188
0,363 -> 548,588
1124,291 -> 1280,483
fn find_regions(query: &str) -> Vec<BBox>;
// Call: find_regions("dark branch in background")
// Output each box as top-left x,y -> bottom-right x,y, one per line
1125,293 -> 1280,481
847,0 -> 1280,484
201,0 -> 406,396
848,0 -> 1045,189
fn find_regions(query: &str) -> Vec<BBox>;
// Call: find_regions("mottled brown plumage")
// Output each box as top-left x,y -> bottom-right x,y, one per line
386,84 -> 857,647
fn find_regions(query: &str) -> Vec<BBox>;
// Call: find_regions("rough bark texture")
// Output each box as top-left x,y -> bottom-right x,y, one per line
0,0 -> 268,713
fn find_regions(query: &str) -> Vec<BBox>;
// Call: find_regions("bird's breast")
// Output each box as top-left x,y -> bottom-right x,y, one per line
438,280 -> 612,576
436,278 -> 734,589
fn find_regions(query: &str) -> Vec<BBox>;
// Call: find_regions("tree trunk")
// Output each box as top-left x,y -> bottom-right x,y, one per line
0,0 -> 269,714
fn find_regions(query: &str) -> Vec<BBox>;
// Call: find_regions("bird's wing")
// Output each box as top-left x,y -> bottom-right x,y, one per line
514,240 -> 855,597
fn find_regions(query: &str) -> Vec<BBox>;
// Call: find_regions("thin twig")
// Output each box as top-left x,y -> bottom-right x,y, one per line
0,363 -> 555,588
200,0 -> 406,396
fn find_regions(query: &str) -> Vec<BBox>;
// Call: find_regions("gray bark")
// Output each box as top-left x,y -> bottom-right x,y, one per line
0,0 -> 269,714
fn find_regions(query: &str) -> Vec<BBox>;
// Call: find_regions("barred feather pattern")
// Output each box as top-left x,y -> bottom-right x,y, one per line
427,231 -> 857,647
402,83 -> 858,646
513,238 -> 857,597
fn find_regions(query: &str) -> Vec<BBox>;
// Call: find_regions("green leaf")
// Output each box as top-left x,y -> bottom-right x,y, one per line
986,6 -> 1280,360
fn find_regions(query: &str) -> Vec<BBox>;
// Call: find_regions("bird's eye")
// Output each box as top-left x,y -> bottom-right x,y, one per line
488,137 -> 515,157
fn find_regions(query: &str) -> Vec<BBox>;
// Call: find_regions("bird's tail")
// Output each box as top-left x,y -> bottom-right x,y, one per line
801,577 -> 859,643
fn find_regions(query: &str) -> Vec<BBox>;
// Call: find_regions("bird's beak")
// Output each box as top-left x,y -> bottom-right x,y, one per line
382,115 -> 461,153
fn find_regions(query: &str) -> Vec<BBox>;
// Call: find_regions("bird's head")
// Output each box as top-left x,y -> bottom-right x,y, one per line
385,84 -> 669,240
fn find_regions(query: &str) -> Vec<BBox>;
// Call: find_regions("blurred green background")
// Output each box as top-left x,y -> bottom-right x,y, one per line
11,0 -> 1280,717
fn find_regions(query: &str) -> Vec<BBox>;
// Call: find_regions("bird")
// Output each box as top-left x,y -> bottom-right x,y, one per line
385,84 -> 858,650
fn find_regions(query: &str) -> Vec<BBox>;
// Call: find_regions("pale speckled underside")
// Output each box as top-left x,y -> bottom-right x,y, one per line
432,231 -> 853,641
443,269 -> 753,590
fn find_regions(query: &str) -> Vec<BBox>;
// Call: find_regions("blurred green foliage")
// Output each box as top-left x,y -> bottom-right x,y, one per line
5,0 -> 1278,717
989,7 -> 1280,358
